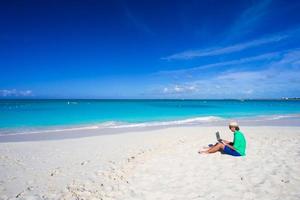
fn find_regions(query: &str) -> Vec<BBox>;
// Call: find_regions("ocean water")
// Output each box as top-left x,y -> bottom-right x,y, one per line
1,99 -> 300,134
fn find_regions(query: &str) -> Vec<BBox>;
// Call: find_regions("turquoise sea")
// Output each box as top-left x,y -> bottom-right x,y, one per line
1,99 -> 300,134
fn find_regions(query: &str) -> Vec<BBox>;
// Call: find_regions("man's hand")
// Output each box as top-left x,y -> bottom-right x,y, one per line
221,139 -> 230,144
218,140 -> 224,144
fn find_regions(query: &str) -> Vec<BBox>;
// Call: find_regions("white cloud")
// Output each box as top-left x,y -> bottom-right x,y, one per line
156,49 -> 300,98
227,0 -> 272,38
163,84 -> 199,94
158,52 -> 280,76
123,4 -> 153,35
162,24 -> 300,61
245,89 -> 254,95
162,34 -> 286,60
0,89 -> 33,97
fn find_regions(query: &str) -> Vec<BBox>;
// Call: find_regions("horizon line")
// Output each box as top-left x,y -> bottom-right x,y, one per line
0,98 -> 299,101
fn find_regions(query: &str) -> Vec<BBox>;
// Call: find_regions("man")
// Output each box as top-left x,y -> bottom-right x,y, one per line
199,121 -> 246,156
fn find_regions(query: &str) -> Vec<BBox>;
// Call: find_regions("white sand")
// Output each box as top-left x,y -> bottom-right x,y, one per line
0,126 -> 300,200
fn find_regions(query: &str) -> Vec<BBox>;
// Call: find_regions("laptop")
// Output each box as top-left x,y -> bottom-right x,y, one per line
216,131 -> 223,143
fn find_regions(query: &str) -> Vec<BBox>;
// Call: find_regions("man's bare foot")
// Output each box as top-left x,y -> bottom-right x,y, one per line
198,150 -> 208,154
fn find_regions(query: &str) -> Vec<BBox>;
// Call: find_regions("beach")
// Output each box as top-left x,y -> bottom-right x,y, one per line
1,125 -> 300,200
2,0 -> 300,199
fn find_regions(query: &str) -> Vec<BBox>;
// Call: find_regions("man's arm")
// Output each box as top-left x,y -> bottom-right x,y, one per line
221,139 -> 231,144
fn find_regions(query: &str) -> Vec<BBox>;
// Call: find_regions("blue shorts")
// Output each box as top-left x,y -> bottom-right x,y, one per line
223,146 -> 241,156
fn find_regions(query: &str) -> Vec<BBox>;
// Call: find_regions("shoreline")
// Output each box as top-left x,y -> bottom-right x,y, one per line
0,114 -> 300,143
1,113 -> 300,143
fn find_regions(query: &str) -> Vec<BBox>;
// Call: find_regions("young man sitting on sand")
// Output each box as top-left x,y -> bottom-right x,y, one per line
199,121 -> 246,156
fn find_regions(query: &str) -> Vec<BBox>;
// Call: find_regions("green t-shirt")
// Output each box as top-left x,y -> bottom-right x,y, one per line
233,130 -> 246,156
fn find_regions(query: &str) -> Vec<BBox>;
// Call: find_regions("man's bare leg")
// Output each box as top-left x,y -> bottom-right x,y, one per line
199,142 -> 224,154
207,142 -> 224,153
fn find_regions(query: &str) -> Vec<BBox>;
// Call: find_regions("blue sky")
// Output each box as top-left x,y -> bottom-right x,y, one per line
0,0 -> 300,99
